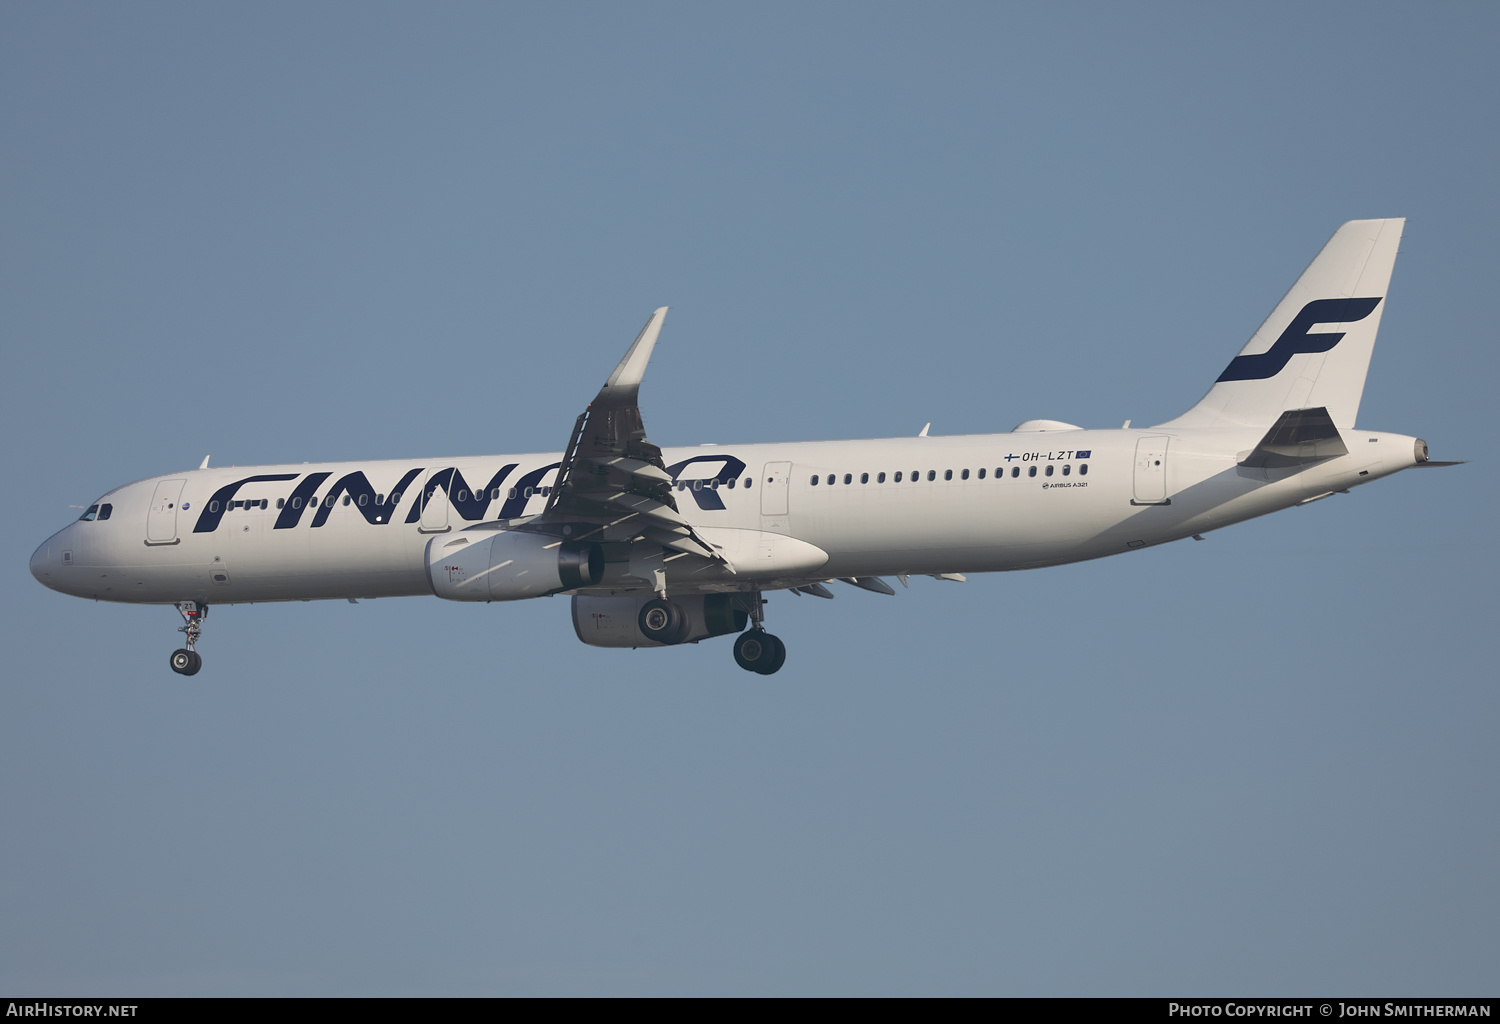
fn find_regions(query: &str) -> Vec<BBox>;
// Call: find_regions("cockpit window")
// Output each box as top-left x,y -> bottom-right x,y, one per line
98,503 -> 113,520
78,504 -> 99,521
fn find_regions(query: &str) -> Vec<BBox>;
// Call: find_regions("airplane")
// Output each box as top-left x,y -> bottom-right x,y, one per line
30,218 -> 1460,676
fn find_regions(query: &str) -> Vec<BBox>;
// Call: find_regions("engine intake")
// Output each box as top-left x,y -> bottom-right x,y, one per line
427,529 -> 603,601
572,594 -> 749,647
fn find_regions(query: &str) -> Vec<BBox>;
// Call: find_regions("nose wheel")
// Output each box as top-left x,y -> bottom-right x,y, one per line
170,648 -> 202,676
733,592 -> 786,674
170,601 -> 207,676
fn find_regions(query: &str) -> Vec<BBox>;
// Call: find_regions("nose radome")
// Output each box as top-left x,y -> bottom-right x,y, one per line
30,525 -> 71,591
30,539 -> 51,585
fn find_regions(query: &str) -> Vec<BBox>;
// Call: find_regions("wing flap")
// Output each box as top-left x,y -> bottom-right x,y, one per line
534,308 -> 734,573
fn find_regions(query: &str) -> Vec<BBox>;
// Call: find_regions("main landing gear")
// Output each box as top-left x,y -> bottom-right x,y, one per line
733,592 -> 785,676
636,590 -> 787,674
170,601 -> 207,676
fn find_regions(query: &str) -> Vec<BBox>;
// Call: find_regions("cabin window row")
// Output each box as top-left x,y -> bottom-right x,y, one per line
674,477 -> 753,492
208,484 -> 561,515
808,464 -> 1089,485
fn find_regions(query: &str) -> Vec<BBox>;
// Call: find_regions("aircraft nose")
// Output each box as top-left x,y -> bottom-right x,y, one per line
30,540 -> 51,585
30,528 -> 68,591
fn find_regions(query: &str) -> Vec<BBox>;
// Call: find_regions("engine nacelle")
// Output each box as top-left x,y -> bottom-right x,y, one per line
426,529 -> 603,601
572,594 -> 749,647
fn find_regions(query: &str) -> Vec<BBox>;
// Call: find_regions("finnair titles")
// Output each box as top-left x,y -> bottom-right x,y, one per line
31,219 -> 1459,676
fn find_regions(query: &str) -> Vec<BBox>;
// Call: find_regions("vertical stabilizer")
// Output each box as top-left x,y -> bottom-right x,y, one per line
1157,218 -> 1404,431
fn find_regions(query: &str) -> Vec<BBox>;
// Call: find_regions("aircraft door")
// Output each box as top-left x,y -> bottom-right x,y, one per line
760,462 -> 791,517
146,479 -> 186,544
1131,437 -> 1171,505
418,469 -> 452,533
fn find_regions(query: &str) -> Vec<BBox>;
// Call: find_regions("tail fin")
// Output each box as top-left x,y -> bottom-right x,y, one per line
1157,218 -> 1404,431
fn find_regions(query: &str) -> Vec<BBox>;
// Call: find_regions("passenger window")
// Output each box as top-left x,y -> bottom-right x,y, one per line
277,498 -> 285,509
358,494 -> 369,506
292,497 -> 303,509
261,499 -> 268,510
1062,464 -> 1071,476
944,469 -> 953,481
98,503 -> 113,520
961,469 -> 969,480
927,470 -> 936,481
843,473 -> 852,484
78,505 -> 99,522
978,468 -> 986,479
894,471 -> 903,482
342,495 -> 351,506
1011,467 -> 1020,478
210,500 -> 220,512
1080,464 -> 1089,476
1045,465 -> 1054,477
392,492 -> 403,504
810,475 -> 819,486
727,478 -> 736,489
310,497 -> 318,507
745,478 -> 752,488
376,493 -> 386,505
860,472 -> 869,484
508,488 -> 517,499
877,472 -> 886,483
457,490 -> 468,501
1028,466 -> 1037,477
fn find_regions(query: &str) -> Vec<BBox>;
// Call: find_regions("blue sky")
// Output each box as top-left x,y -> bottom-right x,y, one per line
2,2 -> 1495,995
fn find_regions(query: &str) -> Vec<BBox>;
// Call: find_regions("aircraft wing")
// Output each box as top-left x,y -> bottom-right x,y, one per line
539,308 -> 731,567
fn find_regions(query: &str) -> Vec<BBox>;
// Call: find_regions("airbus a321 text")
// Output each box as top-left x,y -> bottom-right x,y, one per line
31,219 -> 1459,675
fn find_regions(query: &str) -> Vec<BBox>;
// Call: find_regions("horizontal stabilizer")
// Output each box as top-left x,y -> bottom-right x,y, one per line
1239,407 -> 1349,469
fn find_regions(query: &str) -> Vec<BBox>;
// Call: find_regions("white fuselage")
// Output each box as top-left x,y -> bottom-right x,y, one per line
29,425 -> 1421,606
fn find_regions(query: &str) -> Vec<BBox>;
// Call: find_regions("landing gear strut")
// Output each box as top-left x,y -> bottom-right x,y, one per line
733,592 -> 786,675
170,601 -> 207,676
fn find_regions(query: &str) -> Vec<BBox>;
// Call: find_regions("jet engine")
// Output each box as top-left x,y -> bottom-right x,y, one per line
572,593 -> 749,647
426,529 -> 603,601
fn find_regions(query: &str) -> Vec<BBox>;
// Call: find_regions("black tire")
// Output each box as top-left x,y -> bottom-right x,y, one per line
638,598 -> 691,645
761,633 -> 786,675
733,630 -> 767,671
733,629 -> 785,674
187,651 -> 203,676
170,649 -> 197,675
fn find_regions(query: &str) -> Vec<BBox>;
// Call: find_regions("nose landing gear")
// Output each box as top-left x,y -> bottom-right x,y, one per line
170,601 -> 207,676
733,592 -> 786,675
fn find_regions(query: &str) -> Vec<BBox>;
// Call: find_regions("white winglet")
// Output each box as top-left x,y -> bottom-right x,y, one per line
199,455 -> 210,469
602,307 -> 669,402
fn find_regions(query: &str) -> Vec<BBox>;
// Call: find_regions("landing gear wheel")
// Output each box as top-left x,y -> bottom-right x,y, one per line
639,598 -> 691,645
734,629 -> 786,675
170,601 -> 208,675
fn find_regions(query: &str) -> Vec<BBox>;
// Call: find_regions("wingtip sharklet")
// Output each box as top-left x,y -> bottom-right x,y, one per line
603,306 -> 669,396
